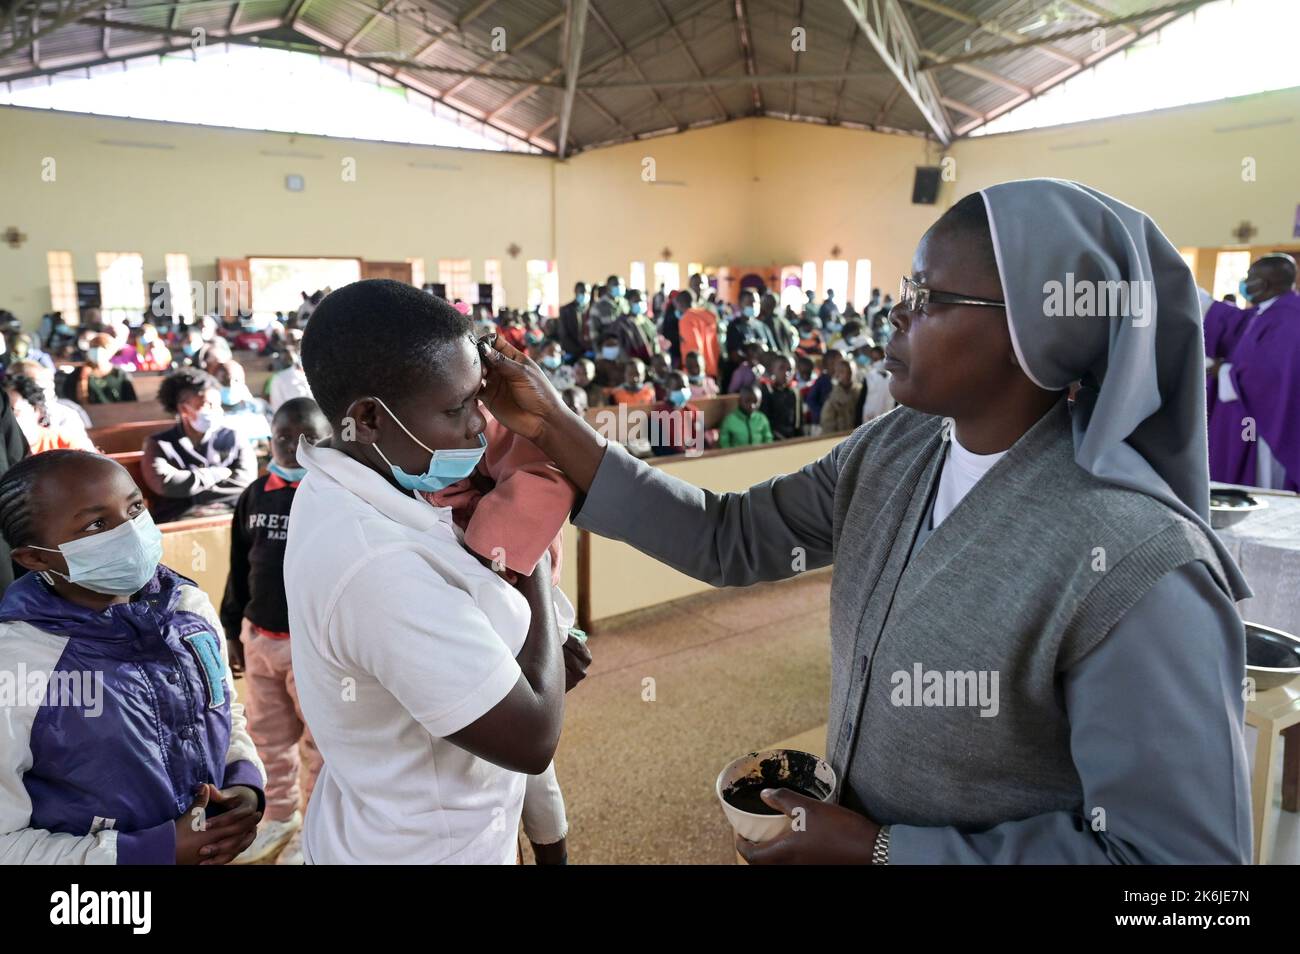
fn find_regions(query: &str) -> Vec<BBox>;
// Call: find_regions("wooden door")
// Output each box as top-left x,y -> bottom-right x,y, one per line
361,261 -> 414,284
216,258 -> 251,317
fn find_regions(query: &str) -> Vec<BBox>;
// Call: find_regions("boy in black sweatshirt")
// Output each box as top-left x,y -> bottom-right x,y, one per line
220,397 -> 330,865
760,355 -> 803,440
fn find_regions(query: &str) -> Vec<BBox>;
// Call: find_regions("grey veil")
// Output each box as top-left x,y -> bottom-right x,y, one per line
980,178 -> 1250,600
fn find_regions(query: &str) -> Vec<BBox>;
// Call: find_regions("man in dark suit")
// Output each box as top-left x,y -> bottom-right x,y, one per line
555,282 -> 590,360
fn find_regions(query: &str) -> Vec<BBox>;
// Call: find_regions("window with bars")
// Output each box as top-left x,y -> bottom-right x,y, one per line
164,252 -> 193,322
47,250 -> 79,324
407,257 -> 426,288
854,259 -> 873,308
801,261 -> 817,299
438,258 -> 473,303
822,260 -> 849,303
483,259 -> 505,310
96,252 -> 146,323
653,262 -> 681,297
525,260 -> 559,318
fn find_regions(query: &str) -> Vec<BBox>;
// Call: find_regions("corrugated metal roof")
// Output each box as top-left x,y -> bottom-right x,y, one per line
0,0 -> 1208,151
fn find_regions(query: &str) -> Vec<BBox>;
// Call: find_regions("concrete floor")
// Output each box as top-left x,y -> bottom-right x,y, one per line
550,571 -> 833,865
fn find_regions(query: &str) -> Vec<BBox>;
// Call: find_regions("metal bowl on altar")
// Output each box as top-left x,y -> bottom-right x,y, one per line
1245,622 -> 1300,693
1210,489 -> 1267,529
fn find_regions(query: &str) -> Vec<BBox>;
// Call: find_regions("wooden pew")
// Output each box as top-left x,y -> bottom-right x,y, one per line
159,514 -> 234,611
88,419 -> 172,455
86,400 -> 167,428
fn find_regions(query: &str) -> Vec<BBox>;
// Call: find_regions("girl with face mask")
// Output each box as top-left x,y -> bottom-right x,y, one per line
5,375 -> 94,454
0,449 -> 267,864
70,333 -> 138,405
141,368 -> 256,523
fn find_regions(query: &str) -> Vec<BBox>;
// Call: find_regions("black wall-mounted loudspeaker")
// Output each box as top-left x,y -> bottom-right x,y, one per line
912,166 -> 942,205
476,283 -> 493,308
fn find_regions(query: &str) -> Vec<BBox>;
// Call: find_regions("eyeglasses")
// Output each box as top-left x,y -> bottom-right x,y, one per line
898,276 -> 1004,313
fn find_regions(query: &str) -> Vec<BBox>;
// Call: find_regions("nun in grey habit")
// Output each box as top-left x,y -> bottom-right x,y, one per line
481,178 -> 1254,864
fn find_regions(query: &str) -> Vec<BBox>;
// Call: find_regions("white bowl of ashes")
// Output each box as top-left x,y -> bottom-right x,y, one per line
716,748 -> 837,844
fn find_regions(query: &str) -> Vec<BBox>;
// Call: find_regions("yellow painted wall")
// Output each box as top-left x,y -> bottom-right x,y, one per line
748,119 -> 946,300
553,120 -> 759,294
6,85 -> 1299,329
0,105 -> 554,321
584,437 -> 840,623
948,86 -> 1300,251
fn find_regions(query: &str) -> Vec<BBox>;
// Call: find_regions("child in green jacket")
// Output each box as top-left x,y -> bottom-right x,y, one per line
719,384 -> 774,448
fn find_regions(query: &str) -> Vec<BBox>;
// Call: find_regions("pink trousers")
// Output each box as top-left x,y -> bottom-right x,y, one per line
239,620 -> 323,823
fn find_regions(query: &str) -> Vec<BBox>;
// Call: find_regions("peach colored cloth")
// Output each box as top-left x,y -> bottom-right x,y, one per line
239,619 -> 322,823
423,409 -> 576,585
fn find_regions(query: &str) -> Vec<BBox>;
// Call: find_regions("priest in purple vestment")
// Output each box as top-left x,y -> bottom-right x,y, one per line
1205,254 -> 1300,490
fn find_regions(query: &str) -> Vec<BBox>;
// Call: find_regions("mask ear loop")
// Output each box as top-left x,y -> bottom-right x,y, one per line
23,543 -> 68,587
370,396 -> 437,456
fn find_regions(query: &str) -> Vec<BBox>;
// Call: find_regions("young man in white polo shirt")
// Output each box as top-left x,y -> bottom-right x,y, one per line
287,280 -> 568,864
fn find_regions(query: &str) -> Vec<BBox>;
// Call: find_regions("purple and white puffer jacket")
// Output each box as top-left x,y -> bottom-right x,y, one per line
0,565 -> 264,864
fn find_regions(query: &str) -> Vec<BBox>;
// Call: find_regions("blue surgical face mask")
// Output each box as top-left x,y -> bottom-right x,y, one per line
370,396 -> 488,494
541,354 -> 562,370
855,353 -> 870,367
191,407 -> 222,435
609,285 -> 624,299
631,302 -> 645,316
668,388 -> 691,408
182,342 -> 198,357
219,386 -> 234,405
32,510 -> 163,596
87,346 -> 109,364
601,345 -> 620,361
1238,279 -> 1257,303
742,306 -> 755,319
268,461 -> 307,483
576,294 -> 589,307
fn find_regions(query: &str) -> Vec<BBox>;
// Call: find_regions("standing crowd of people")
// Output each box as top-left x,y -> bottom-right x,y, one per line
481,272 -> 898,456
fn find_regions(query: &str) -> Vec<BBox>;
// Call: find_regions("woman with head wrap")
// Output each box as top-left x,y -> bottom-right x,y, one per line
481,179 -> 1254,865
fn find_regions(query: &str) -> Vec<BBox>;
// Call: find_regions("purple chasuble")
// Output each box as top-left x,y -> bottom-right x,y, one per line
1207,290 -> 1300,490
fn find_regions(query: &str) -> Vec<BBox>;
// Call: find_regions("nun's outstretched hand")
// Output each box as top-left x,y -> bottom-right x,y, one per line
477,334 -> 560,443
479,335 -> 608,493
736,790 -> 881,865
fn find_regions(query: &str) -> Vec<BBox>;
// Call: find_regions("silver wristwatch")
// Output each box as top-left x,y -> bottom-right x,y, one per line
871,826 -> 891,865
